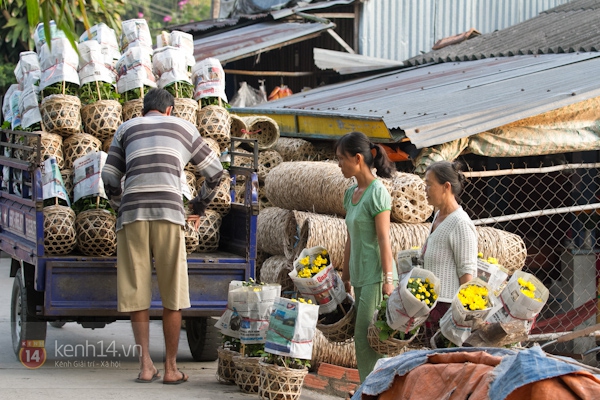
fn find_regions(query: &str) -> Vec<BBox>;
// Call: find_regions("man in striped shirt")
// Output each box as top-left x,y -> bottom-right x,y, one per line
102,88 -> 223,384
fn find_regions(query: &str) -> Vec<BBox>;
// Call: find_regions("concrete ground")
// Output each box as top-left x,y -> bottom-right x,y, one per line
0,256 -> 342,399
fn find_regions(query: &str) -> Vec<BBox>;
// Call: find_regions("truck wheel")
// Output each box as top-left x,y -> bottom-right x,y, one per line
11,270 -> 47,359
49,321 -> 66,328
185,317 -> 221,361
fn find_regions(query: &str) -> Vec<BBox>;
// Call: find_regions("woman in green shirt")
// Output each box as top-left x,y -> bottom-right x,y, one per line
335,131 -> 397,383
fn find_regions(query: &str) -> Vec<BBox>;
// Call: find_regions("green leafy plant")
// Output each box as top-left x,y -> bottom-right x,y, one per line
79,82 -> 120,105
71,196 -> 115,215
164,81 -> 194,99
43,197 -> 69,207
262,353 -> 311,369
200,97 -> 230,109
240,343 -> 266,358
41,81 -> 79,97
374,295 -> 419,341
120,85 -> 153,104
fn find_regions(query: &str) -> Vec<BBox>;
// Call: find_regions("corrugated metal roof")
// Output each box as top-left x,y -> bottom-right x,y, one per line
359,0 -> 571,62
247,53 -> 600,148
192,20 -> 335,64
314,48 -> 404,74
405,0 -> 600,66
271,0 -> 355,19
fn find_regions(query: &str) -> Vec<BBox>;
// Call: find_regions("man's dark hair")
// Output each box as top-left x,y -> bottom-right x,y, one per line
142,88 -> 175,115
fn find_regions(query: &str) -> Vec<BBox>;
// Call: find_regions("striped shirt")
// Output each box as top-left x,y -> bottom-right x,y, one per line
102,111 -> 223,231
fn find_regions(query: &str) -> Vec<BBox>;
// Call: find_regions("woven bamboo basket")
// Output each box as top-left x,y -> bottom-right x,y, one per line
197,105 -> 231,153
367,322 -> 416,357
183,219 -> 200,254
258,361 -> 309,400
383,172 -> 433,223
272,138 -> 318,162
265,162 -> 351,216
259,255 -> 295,294
294,212 -> 431,271
233,355 -> 261,394
28,132 -> 64,168
203,137 -> 222,161
63,133 -> 103,170
196,209 -> 221,252
40,94 -> 82,137
316,294 -> 356,344
61,169 -> 73,201
256,249 -> 271,281
122,99 -> 144,121
102,136 -> 113,153
230,114 -> 248,142
257,207 -> 295,258
75,208 -> 117,257
80,100 -> 123,142
217,347 -> 239,384
173,97 -> 198,125
313,142 -> 337,161
240,116 -> 280,151
476,226 -> 527,274
197,171 -> 231,216
43,205 -> 77,255
259,184 -> 271,210
184,170 -> 198,198
311,329 -> 356,369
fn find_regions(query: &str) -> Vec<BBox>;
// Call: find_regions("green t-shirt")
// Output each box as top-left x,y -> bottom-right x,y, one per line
344,179 -> 396,287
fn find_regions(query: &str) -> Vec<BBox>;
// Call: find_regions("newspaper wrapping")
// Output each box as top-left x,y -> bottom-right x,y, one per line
77,40 -> 117,85
396,248 -> 422,274
289,246 -> 346,315
73,151 -> 109,202
214,281 -> 282,344
476,259 -> 509,295
386,267 -> 440,332
9,90 -> 22,130
115,46 -> 157,94
15,51 -> 41,90
153,46 -> 193,89
33,21 -> 67,53
192,58 -> 228,103
39,38 -> 80,91
2,84 -> 19,123
156,30 -> 195,68
42,158 -> 70,205
265,297 -> 319,359
79,23 -> 121,66
119,19 -> 153,55
485,270 -> 549,332
439,278 -> 495,346
19,84 -> 42,129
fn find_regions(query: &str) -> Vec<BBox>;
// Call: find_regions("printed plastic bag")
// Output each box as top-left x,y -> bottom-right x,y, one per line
386,267 -> 440,332
289,246 -> 346,314
265,297 -> 319,359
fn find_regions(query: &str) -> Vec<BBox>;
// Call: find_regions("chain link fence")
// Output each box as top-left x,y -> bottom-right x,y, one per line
453,153 -> 599,355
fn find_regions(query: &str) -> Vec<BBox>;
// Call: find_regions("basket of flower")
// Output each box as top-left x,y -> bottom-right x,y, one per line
316,293 -> 356,344
439,279 -> 494,346
217,335 -> 240,384
259,354 -> 310,400
386,268 -> 440,334
367,295 -> 419,356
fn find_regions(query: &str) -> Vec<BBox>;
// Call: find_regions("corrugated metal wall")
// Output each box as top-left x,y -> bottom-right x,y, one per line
360,0 -> 573,61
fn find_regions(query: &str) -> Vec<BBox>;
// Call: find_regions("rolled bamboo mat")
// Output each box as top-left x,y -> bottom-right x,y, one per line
311,329 -> 356,370
259,255 -> 294,294
273,138 -> 318,162
255,249 -> 271,280
265,162 -> 352,217
293,212 -> 431,271
233,148 -> 283,182
476,226 -> 527,274
257,207 -> 296,258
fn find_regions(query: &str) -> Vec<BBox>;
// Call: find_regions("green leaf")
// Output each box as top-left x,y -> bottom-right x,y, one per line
25,0 -> 39,30
378,330 -> 390,341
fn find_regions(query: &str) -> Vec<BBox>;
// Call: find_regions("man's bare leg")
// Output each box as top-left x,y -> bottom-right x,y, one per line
162,307 -> 187,383
131,309 -> 158,380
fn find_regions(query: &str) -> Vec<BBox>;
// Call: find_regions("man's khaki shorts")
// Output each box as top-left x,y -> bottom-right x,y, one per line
116,220 -> 191,312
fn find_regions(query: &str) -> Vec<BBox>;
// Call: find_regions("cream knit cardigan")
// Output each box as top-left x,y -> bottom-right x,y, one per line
421,207 -> 478,302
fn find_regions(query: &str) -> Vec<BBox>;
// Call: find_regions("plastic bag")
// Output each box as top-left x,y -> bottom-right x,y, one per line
230,82 -> 267,108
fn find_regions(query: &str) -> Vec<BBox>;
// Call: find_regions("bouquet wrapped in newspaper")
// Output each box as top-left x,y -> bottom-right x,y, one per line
19,84 -> 42,131
289,246 -> 347,315
386,267 -> 440,333
119,19 -> 153,55
15,51 -> 41,90
485,270 -> 549,333
215,279 -> 282,344
439,278 -> 495,346
156,30 -> 195,72
116,46 -> 156,100
152,46 -> 194,96
79,23 -> 121,67
38,37 -> 80,93
476,253 -> 509,295
265,297 -> 319,359
192,57 -> 228,106
33,20 -> 66,53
